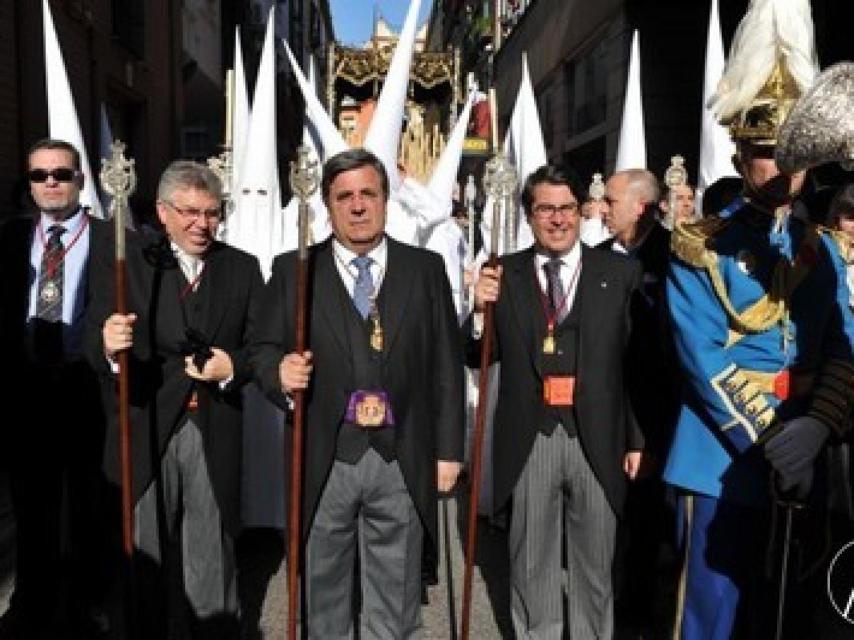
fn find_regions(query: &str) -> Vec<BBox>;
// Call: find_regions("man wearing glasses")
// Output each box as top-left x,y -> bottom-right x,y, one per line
470,164 -> 644,638
0,138 -> 113,637
89,160 -> 263,636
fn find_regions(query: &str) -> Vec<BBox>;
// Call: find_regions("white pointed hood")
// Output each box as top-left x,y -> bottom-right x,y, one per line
43,0 -> 103,218
424,91 -> 477,319
428,89 -> 475,214
282,38 -> 348,159
481,53 -> 544,254
697,0 -> 737,205
280,48 -> 334,251
615,30 -> 646,170
232,26 -> 251,189
229,6 -> 281,279
363,0 -> 422,193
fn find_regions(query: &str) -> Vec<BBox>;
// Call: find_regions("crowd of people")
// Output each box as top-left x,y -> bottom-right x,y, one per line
2,4 -> 854,640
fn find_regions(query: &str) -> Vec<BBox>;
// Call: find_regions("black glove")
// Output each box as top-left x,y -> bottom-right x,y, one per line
764,416 -> 828,491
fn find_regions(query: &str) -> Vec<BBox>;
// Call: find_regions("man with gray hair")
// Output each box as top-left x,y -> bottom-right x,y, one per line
88,160 -> 264,636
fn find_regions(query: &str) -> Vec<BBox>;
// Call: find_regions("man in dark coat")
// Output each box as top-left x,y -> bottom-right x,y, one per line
599,168 -> 681,635
252,148 -> 464,638
471,163 -> 644,639
0,138 -> 112,638
88,160 -> 263,637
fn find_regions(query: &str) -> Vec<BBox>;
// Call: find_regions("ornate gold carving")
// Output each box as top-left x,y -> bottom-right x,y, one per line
331,45 -> 454,90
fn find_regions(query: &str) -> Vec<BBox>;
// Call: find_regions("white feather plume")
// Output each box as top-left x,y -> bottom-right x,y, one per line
709,0 -> 818,123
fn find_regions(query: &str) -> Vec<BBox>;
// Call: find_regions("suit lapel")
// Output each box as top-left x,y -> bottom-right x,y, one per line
378,238 -> 413,359
314,241 -> 353,360
200,243 -> 229,340
505,248 -> 547,377
577,245 -> 607,371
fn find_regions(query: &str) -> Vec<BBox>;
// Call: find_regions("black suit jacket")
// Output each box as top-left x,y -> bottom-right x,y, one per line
252,237 -> 465,547
597,223 -> 681,459
85,230 -> 264,535
0,212 -> 110,456
467,245 -> 644,516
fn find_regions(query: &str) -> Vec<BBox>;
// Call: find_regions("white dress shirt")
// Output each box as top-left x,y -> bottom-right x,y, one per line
332,237 -> 388,296
534,240 -> 583,312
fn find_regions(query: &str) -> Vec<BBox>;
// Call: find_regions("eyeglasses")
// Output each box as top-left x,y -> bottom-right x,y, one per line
532,202 -> 579,218
164,201 -> 222,222
28,168 -> 78,183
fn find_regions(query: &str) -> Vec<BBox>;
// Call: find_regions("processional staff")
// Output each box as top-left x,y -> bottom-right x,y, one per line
664,154 -> 688,228
461,89 -> 517,640
100,140 -> 137,561
286,145 -> 319,640
464,174 -> 478,310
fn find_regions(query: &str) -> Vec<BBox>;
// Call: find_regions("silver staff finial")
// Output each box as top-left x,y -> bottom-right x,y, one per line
589,172 -> 605,201
289,145 -> 320,258
290,145 -> 320,202
100,141 -> 137,210
664,155 -> 688,189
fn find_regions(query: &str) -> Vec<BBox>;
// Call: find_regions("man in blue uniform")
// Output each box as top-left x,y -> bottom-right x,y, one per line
665,2 -> 854,637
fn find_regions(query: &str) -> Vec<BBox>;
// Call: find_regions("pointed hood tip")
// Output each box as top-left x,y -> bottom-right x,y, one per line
363,0 -> 423,192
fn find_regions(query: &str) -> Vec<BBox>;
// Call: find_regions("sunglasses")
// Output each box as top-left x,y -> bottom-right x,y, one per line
28,168 -> 78,183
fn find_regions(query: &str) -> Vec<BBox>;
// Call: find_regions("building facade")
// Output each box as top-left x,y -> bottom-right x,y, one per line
0,0 -> 334,221
428,0 -> 854,190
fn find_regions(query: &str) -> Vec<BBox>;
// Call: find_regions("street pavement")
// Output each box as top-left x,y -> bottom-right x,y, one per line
0,475 -> 511,638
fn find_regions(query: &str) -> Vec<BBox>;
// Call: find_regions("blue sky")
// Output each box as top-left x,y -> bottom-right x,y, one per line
330,0 -> 434,46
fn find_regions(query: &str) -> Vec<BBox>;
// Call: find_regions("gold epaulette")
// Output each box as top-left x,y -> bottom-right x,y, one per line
671,216 -> 731,268
816,224 -> 854,261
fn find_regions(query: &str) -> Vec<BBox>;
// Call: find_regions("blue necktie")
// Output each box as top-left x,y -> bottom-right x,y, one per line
352,256 -> 374,319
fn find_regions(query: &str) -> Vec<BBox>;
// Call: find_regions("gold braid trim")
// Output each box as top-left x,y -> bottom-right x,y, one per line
671,216 -> 731,268
706,224 -> 821,335
818,225 -> 854,262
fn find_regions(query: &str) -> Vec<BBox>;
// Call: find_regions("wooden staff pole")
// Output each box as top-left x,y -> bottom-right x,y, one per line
460,89 -> 516,640
100,141 -> 137,559
286,147 -> 319,639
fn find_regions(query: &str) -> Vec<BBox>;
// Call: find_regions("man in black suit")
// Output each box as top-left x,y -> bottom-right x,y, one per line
600,168 -> 681,635
252,148 -> 464,638
89,160 -> 263,637
0,138 -> 111,638
471,164 -> 644,638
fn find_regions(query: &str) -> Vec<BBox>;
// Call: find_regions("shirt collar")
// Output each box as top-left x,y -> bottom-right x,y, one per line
333,236 -> 387,268
534,240 -> 581,271
170,241 -> 205,268
612,221 -> 656,255
40,205 -> 85,234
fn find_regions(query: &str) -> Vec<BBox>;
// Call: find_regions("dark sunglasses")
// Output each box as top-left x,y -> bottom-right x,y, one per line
28,168 -> 78,183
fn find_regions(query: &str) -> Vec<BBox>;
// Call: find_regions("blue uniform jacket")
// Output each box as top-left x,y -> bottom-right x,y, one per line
664,202 -> 854,506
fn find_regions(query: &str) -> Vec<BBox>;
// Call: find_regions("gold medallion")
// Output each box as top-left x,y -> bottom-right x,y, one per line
370,319 -> 383,352
542,334 -> 555,354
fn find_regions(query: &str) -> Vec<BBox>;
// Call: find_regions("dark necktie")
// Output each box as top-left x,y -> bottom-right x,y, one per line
544,259 -> 566,323
352,256 -> 374,319
37,224 -> 65,321
34,224 -> 65,362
